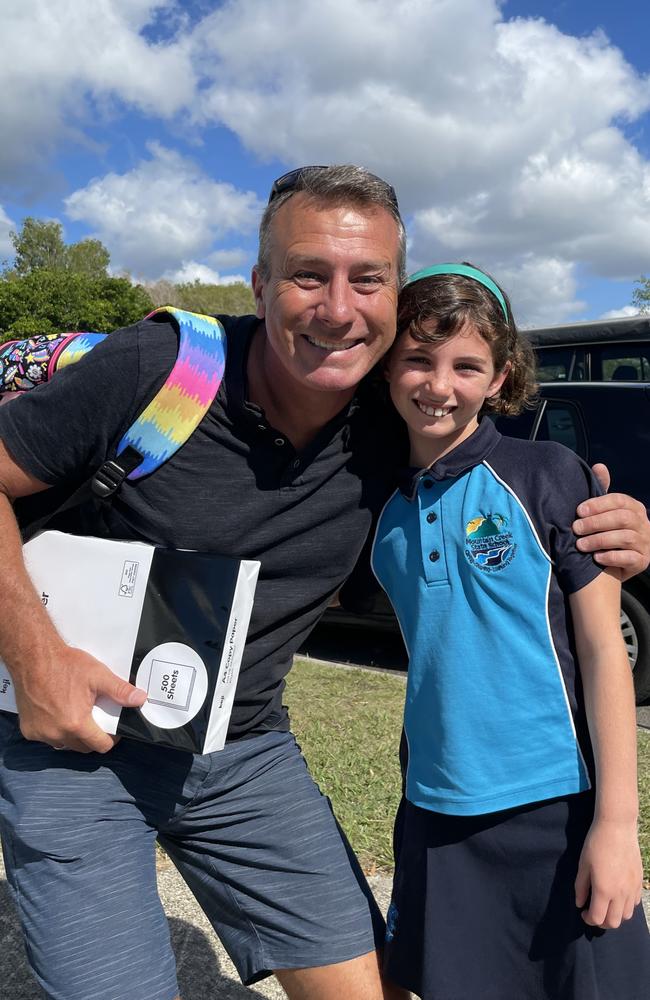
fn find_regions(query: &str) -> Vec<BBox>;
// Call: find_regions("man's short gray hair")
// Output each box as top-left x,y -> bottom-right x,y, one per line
256,165 -> 407,285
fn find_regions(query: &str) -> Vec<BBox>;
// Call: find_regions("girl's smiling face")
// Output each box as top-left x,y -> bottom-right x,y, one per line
386,321 -> 510,468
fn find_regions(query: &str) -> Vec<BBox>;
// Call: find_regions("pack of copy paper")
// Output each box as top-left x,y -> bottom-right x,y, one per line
0,532 -> 260,753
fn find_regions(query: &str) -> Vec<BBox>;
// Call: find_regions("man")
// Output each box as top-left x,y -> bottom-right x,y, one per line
0,165 -> 648,1000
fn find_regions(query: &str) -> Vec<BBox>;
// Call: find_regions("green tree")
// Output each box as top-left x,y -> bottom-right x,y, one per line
1,217 -> 254,344
7,218 -> 110,279
144,278 -> 255,317
66,239 -> 111,279
0,271 -> 153,343
175,280 -> 255,316
10,218 -> 68,275
632,276 -> 650,313
145,279 -> 180,308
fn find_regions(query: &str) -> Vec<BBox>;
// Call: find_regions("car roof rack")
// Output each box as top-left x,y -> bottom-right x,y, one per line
525,315 -> 650,347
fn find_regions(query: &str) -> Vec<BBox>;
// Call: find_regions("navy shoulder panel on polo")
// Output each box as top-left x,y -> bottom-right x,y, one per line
483,432 -> 605,594
372,419 -> 603,816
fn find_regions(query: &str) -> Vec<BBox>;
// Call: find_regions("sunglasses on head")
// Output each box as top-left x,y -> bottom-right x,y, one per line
267,165 -> 399,212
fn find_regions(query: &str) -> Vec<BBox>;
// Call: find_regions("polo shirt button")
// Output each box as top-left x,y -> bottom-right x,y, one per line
293,459 -> 300,469
422,479 -> 433,489
257,423 -> 266,432
274,437 -> 285,446
429,550 -> 440,562
427,512 -> 437,523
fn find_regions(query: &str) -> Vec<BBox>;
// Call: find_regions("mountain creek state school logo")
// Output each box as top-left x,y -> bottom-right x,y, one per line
464,512 -> 516,572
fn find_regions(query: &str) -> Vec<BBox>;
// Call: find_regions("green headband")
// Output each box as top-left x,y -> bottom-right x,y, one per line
404,263 -> 509,323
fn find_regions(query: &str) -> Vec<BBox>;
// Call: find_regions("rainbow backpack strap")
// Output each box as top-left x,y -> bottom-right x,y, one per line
53,332 -> 109,373
2,309 -> 226,512
14,308 -> 227,542
91,307 -> 227,498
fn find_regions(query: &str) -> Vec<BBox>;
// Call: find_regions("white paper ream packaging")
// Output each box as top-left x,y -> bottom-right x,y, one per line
0,532 -> 260,753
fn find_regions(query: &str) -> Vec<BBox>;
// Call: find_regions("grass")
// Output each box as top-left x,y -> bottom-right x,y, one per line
286,657 -> 650,882
285,657 -> 405,872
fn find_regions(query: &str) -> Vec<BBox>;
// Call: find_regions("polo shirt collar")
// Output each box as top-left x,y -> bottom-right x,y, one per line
399,417 -> 502,500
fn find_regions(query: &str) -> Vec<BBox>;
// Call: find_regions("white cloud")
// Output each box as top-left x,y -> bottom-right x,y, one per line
485,256 -> 586,329
0,0 -> 196,192
165,261 -> 248,285
206,248 -> 250,270
599,305 -> 643,320
64,143 -> 263,278
3,1 -> 650,318
187,0 -> 650,321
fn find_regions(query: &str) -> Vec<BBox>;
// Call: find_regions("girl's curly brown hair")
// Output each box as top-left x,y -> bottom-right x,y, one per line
396,264 -> 538,416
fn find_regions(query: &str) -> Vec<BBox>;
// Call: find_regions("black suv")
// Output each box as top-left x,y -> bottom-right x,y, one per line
325,316 -> 650,703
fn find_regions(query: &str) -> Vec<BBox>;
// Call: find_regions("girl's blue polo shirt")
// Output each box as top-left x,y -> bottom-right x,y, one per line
371,418 -> 604,816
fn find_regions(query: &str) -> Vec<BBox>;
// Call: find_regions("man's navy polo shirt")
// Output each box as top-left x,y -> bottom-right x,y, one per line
371,418 -> 603,816
0,314 -> 397,739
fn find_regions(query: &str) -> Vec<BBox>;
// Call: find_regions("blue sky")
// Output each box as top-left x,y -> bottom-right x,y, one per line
1,0 -> 649,326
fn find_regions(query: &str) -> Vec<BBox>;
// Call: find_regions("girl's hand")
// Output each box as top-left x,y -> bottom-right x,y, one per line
575,818 -> 643,928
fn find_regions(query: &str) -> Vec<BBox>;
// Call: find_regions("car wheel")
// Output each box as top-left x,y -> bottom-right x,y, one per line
620,589 -> 650,704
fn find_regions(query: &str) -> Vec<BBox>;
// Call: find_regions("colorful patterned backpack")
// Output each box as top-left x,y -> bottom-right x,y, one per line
0,307 -> 227,538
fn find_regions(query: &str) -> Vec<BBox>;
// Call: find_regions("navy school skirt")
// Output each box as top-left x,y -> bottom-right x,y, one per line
384,791 -> 650,1000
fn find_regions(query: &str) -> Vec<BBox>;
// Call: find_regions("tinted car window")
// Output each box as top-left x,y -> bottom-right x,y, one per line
593,343 -> 650,382
535,347 -> 574,381
535,346 -> 587,381
534,400 -> 588,458
490,407 -> 539,441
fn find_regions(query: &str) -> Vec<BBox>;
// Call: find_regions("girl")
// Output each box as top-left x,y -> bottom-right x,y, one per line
373,263 -> 650,999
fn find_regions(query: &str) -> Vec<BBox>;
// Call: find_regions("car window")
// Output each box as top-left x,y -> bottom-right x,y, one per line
534,347 -> 587,381
592,343 -> 650,382
490,407 -> 539,441
534,400 -> 588,459
535,347 -> 574,381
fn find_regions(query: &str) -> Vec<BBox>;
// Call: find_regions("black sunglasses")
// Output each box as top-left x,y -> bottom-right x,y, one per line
267,165 -> 400,212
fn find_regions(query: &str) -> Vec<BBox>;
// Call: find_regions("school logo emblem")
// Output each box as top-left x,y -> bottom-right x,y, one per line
464,512 -> 516,572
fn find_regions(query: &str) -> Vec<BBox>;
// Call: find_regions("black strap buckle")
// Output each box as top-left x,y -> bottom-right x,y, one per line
91,446 -> 142,501
91,459 -> 129,500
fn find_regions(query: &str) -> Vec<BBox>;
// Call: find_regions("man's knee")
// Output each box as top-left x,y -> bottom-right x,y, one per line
275,950 -> 384,1000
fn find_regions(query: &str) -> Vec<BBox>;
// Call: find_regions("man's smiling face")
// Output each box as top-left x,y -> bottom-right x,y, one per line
252,193 -> 401,401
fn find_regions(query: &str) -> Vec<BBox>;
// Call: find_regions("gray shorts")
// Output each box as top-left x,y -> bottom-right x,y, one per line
0,714 -> 383,1000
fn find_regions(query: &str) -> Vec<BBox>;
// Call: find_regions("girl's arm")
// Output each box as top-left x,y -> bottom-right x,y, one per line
569,573 -> 643,929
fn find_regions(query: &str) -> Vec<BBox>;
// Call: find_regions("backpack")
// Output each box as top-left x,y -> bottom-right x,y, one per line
0,307 -> 227,540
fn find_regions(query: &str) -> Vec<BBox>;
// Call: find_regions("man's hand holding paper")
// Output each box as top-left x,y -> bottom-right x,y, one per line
13,641 -> 147,754
0,442 -> 147,753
